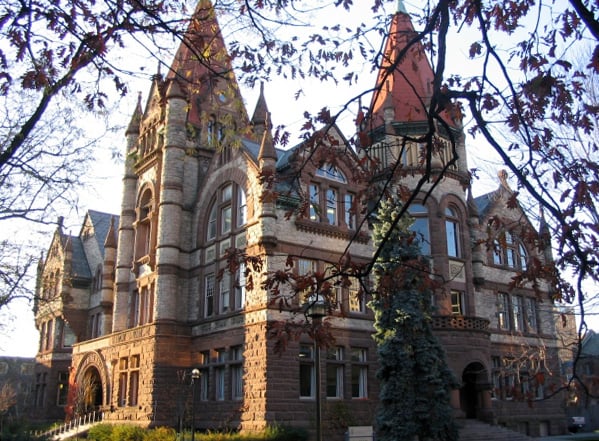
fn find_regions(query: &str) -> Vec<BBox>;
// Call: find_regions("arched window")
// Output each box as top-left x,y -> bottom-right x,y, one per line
445,207 -> 461,258
308,163 -> 355,229
134,189 -> 154,263
492,231 -> 528,270
207,204 -> 217,241
205,182 -> 248,242
408,203 -> 430,255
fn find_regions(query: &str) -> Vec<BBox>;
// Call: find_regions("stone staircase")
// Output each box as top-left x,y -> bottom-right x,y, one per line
34,411 -> 103,440
457,419 -> 536,441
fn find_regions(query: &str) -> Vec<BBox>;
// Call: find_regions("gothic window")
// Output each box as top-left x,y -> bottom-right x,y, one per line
307,164 -> 355,229
237,189 -> 247,227
351,348 -> 368,398
207,115 -> 224,148
35,372 -> 47,407
344,193 -> 356,229
450,290 -> 465,315
215,349 -> 226,401
408,203 -> 430,255
497,293 -> 510,330
205,274 -> 215,317
492,231 -> 528,270
326,347 -> 344,398
234,263 -> 246,310
309,184 -> 320,221
299,344 -> 315,398
118,355 -> 140,407
219,272 -> 231,313
128,284 -> 154,328
199,351 -> 210,401
134,189 -> 154,263
497,292 -> 537,334
326,188 -> 338,224
207,204 -> 217,241
230,346 -> 243,400
445,207 -> 461,258
298,258 -> 317,300
524,297 -> 538,333
512,295 -> 524,332
205,183 -> 247,242
129,356 -> 140,406
56,372 -> 69,406
348,278 -> 365,313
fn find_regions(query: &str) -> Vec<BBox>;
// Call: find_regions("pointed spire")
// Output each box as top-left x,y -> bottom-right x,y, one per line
104,216 -> 118,249
166,0 -> 249,127
258,112 -> 277,163
369,5 -> 458,129
251,82 -> 271,128
166,78 -> 186,100
126,93 -> 143,136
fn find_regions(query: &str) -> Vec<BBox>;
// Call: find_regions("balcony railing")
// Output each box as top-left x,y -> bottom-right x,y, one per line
432,315 -> 490,332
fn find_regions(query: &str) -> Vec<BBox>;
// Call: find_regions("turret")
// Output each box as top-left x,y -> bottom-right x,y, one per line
467,187 -> 484,286
113,94 -> 145,332
151,77 -> 187,323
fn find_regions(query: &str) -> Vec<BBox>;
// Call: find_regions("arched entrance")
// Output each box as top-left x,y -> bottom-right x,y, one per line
76,366 -> 103,414
460,362 -> 488,419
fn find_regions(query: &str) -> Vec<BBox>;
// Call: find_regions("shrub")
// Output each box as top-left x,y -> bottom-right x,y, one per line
263,425 -> 309,441
110,424 -> 145,441
145,426 -> 177,441
87,423 -> 114,441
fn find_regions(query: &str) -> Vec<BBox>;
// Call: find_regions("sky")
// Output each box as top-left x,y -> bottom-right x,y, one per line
0,0 -> 595,357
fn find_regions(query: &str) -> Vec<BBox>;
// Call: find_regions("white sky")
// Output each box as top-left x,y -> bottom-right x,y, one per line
0,0 -> 595,357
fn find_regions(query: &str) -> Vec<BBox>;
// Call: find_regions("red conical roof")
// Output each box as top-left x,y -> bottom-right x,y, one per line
167,0 -> 248,126
369,9 -> 458,129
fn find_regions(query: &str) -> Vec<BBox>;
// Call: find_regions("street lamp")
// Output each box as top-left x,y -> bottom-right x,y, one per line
190,368 -> 201,441
304,295 -> 327,441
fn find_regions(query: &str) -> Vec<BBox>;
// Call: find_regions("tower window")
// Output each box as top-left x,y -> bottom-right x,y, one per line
408,203 -> 430,255
205,183 -> 247,242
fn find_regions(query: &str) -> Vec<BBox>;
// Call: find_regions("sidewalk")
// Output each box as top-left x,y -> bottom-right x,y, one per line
540,432 -> 599,441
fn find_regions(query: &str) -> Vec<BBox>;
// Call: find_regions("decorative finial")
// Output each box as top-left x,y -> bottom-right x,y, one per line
397,0 -> 407,13
498,169 -> 511,191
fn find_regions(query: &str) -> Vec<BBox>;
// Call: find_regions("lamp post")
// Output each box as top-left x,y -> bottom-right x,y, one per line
305,296 -> 327,441
190,368 -> 201,441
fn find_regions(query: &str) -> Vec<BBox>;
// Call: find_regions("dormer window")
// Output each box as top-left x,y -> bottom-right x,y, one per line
492,231 -> 528,270
307,164 -> 355,229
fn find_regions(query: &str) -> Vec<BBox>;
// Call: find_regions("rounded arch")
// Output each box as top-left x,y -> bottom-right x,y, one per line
194,167 -> 251,248
74,351 -> 109,412
136,184 -> 155,219
460,361 -> 490,419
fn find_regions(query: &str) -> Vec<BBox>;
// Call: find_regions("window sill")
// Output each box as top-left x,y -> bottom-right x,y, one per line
295,219 -> 369,243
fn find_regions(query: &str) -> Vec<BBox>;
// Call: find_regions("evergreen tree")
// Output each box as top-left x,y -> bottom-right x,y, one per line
370,198 -> 458,441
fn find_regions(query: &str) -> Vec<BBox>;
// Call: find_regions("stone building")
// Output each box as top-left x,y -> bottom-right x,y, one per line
33,1 -> 573,438
0,357 -> 35,424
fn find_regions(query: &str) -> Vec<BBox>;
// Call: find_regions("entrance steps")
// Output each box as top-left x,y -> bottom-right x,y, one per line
34,411 -> 103,440
458,418 -> 536,441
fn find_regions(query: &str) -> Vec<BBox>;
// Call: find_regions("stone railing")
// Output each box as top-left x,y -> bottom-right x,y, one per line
432,315 -> 490,332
